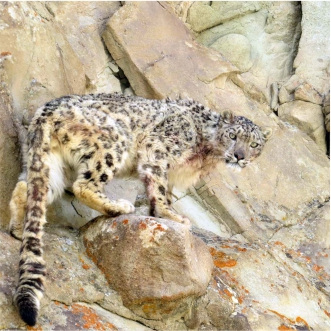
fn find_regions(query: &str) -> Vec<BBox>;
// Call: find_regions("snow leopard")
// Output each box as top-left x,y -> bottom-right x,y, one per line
9,93 -> 272,326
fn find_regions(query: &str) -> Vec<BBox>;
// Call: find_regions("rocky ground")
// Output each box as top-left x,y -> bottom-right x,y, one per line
0,2 -> 329,330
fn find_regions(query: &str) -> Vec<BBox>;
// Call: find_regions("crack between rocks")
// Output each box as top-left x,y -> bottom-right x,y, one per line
71,198 -> 83,218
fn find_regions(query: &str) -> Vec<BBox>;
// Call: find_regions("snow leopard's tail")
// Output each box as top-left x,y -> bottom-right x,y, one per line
14,111 -> 52,326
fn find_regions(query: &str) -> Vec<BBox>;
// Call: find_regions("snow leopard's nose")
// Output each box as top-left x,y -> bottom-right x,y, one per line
234,150 -> 245,161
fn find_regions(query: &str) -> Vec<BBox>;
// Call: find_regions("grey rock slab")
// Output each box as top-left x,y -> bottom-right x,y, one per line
293,1 -> 330,96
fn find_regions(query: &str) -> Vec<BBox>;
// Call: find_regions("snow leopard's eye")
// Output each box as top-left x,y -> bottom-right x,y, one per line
229,133 -> 236,140
250,142 -> 259,148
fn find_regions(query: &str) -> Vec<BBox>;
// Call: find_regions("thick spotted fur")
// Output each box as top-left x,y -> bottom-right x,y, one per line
9,93 -> 272,325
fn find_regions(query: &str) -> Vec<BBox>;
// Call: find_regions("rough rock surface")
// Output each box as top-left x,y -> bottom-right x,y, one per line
278,100 -> 326,152
193,2 -> 302,97
82,215 -> 213,320
0,63 -> 21,232
1,216 -> 329,330
0,1 -> 329,330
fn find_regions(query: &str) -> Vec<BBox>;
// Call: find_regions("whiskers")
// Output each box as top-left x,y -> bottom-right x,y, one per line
226,162 -> 243,172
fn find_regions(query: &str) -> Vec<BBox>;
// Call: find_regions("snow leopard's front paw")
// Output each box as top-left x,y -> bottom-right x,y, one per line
116,199 -> 135,214
158,209 -> 191,227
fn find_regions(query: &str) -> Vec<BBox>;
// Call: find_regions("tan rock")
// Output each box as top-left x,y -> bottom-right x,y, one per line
278,100 -> 326,152
294,82 -> 324,105
187,1 -> 262,33
195,2 -> 302,98
1,224 -> 329,330
45,2 -> 122,94
0,2 -> 86,120
278,85 -> 294,104
103,2 -> 240,105
210,33 -> 253,72
82,215 -> 213,320
293,2 -> 330,96
0,63 -> 21,231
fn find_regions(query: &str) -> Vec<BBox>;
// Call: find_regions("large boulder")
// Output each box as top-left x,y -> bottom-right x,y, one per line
81,215 -> 214,320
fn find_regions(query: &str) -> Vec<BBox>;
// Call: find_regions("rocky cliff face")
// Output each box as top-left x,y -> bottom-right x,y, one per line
0,2 -> 329,330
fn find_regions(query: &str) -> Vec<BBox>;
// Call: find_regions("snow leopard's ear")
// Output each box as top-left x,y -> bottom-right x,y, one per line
222,110 -> 234,124
261,127 -> 273,141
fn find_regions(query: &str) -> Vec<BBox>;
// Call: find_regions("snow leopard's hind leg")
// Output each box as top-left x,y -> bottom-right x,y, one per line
9,179 -> 27,240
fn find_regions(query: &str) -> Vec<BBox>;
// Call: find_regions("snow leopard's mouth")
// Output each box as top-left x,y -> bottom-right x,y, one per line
225,158 -> 248,168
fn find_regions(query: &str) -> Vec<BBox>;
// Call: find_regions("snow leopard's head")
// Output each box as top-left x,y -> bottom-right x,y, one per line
215,110 -> 272,169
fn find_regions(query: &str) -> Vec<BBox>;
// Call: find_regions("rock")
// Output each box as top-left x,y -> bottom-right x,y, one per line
195,2 -> 302,98
44,2 -> 122,94
323,92 -> 330,133
278,86 -> 294,104
192,227 -> 329,331
293,2 -> 330,96
0,1 -> 127,229
0,1 -> 121,122
102,2 -> 239,103
210,33 -> 253,72
294,82 -> 324,105
187,2 -> 262,33
81,215 -> 213,320
0,2 -> 85,120
278,100 -> 326,152
1,222 -> 329,330
0,62 -> 21,231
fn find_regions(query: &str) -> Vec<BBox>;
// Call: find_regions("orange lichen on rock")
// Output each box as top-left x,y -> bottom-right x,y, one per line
122,219 -> 129,225
139,221 -> 147,230
278,325 -> 295,331
313,264 -> 324,272
71,303 -> 117,330
79,257 -> 91,270
268,309 -> 295,324
295,316 -> 309,328
209,247 -> 237,268
274,241 -> 285,247
27,325 -> 43,331
324,310 -> 330,318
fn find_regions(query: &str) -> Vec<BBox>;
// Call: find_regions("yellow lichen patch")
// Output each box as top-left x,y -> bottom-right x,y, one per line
142,303 -> 157,315
209,247 -> 237,268
71,303 -> 117,330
